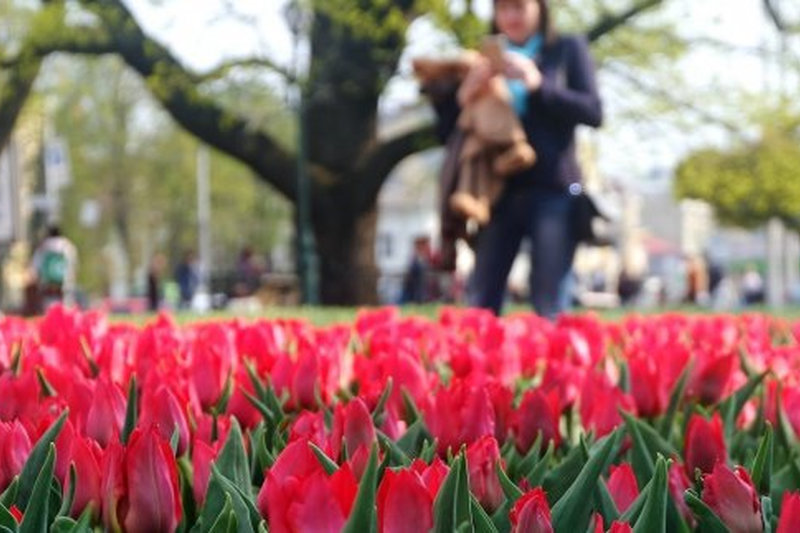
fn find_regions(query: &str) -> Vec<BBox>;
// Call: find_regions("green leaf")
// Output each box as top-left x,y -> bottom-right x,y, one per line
509,432 -> 542,481
35,367 -> 57,397
50,506 -> 92,533
453,451 -> 473,531
401,388 -> 422,423
622,411 -> 656,488
0,479 -> 18,510
371,378 -> 393,426
0,504 -> 17,532
396,419 -> 430,457
551,428 -> 622,533
309,441 -> 339,475
632,456 -> 668,533
543,441 -> 585,506
376,430 -> 412,467
496,461 -> 523,502
684,490 -> 730,533
342,445 -> 379,533
19,443 -> 56,533
213,371 -> 235,415
751,423 -> 774,495
244,359 -> 268,402
619,360 -> 631,394
56,464 -> 77,518
620,479 -> 651,524
16,410 -> 67,510
121,375 -> 138,445
762,496 -> 774,533
214,419 -> 252,499
719,372 -> 767,435
527,440 -> 554,488
471,494 -> 499,533
594,479 -> 621,526
434,454 -> 473,533
208,466 -> 260,533
659,363 -> 691,439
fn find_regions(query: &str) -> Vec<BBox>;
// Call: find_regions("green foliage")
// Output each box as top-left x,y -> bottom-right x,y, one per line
675,126 -> 800,230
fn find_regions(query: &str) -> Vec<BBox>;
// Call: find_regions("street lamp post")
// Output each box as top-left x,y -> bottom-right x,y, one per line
285,0 -> 319,305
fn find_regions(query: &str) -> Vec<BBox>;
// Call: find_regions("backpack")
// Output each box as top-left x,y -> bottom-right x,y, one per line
39,250 -> 68,286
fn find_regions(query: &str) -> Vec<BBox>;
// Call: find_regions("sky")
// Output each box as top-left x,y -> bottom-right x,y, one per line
126,0 -> 797,188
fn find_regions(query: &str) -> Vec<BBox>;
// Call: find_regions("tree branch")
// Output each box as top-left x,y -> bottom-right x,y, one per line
352,122 -> 437,212
586,0 -> 664,43
762,0 -> 800,34
73,0 -> 299,201
192,57 -> 297,84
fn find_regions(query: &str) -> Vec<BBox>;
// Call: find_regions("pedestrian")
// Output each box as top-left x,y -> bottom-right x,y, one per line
432,0 -> 603,318
31,225 -> 78,311
174,250 -> 199,310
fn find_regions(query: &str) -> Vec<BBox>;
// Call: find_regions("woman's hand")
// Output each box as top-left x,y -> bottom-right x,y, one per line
503,52 -> 542,91
458,57 -> 492,106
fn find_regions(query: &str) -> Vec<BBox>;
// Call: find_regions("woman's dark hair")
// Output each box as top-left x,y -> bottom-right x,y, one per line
491,0 -> 555,44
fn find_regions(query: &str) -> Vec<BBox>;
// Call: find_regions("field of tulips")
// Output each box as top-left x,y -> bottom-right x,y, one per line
2,305 -> 800,532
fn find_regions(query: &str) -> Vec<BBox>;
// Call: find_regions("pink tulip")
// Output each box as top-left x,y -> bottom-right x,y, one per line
509,487 -> 553,533
411,457 -> 450,501
0,420 -> 31,493
377,468 -> 434,533
466,436 -> 505,514
702,463 -> 762,533
331,397 -> 377,478
85,378 -> 126,448
685,413 -> 727,477
607,463 -> 639,514
68,436 -> 103,519
191,438 -> 219,508
778,491 -> 800,533
140,385 -> 190,456
513,388 -> 561,454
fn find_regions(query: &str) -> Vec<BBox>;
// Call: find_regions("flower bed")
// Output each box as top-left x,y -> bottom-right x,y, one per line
1,304 -> 800,532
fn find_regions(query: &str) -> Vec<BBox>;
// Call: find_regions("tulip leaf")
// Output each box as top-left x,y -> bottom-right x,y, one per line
619,360 -> 631,394
509,432 -> 543,481
35,367 -> 57,397
371,378 -> 393,426
244,359 -> 268,403
632,456 -> 668,533
342,444 -> 379,533
242,390 -> 276,427
622,411 -> 656,488
0,479 -> 17,509
121,375 -> 138,446
761,496 -> 774,533
56,464 -> 77,518
215,419 -> 252,499
594,478 -> 620,526
496,461 -> 523,502
309,441 -> 340,475
178,456 -> 198,531
684,490 -> 730,533
659,363 -> 691,440
433,454 -> 472,533
207,494 -> 235,533
526,440 -> 555,488
470,494 -> 499,533
51,506 -> 92,533
376,430 -> 412,467
619,478 -> 651,524
543,439 -> 586,506
750,423 -> 774,495
19,443 -> 55,533
0,504 -> 16,532
420,439 -> 437,464
401,388 -> 422,423
213,371 -> 235,415
16,410 -> 67,511
396,419 -> 430,456
551,428 -> 622,533
206,466 -> 259,533
719,371 -> 767,435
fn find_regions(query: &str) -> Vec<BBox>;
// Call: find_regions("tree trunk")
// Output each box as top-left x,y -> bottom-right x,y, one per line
313,188 -> 379,305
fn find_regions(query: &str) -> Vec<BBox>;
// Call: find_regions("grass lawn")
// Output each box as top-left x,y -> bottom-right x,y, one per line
112,302 -> 800,327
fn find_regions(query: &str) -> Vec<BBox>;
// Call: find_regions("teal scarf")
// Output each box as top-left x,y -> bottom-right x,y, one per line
505,34 -> 543,116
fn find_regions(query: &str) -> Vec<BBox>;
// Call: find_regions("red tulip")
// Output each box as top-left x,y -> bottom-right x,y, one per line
191,438 -> 219,508
332,397 -> 377,478
685,413 -> 727,477
377,468 -> 434,533
411,457 -> 450,501
513,388 -> 561,454
629,356 -> 669,417
424,379 -> 495,454
140,385 -> 190,456
688,355 -> 736,405
702,463 -> 762,533
68,436 -> 103,519
609,522 -> 634,533
85,378 -> 126,448
580,372 -> 637,437
0,420 -> 31,493
8,505 -> 22,523
669,461 -> 695,527
607,463 -> 639,514
509,487 -> 553,533
777,491 -> 800,533
189,325 -> 236,411
290,411 -> 329,451
466,436 -> 505,513
258,439 -> 358,533
102,428 -> 182,533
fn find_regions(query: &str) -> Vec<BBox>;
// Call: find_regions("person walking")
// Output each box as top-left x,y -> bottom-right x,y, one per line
435,0 -> 603,319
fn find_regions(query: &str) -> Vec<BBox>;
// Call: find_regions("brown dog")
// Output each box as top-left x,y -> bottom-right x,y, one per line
413,44 -> 536,226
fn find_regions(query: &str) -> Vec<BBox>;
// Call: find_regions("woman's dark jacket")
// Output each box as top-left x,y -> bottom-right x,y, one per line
432,33 -> 603,191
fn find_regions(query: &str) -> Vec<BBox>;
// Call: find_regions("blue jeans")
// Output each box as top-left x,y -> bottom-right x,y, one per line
467,187 -> 577,319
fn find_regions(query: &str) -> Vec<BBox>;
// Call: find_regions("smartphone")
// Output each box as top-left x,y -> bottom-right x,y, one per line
481,35 -> 507,72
